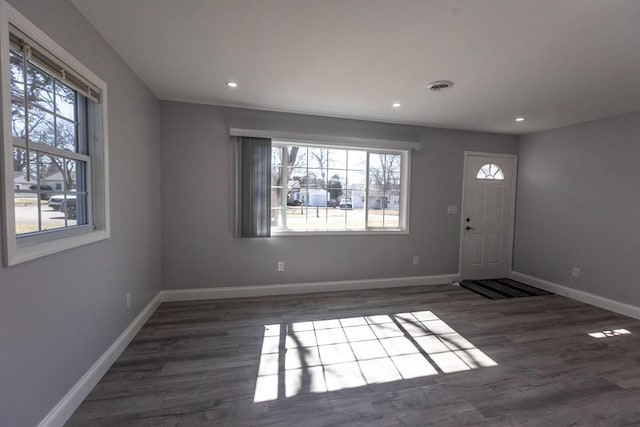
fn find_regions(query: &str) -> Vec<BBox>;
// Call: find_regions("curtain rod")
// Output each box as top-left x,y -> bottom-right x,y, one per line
229,128 -> 421,151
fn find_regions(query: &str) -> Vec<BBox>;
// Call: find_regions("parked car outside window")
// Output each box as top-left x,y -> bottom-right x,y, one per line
339,198 -> 353,210
48,194 -> 76,213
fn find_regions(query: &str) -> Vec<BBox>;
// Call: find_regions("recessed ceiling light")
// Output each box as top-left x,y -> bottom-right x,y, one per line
392,102 -> 402,108
515,117 -> 525,122
427,80 -> 454,92
226,81 -> 239,88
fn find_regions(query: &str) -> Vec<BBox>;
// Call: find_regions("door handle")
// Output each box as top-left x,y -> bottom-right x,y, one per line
466,226 -> 475,231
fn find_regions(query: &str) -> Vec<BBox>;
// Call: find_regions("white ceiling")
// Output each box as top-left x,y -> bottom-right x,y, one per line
70,0 -> 640,135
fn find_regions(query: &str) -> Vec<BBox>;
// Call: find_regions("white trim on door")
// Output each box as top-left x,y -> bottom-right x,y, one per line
458,151 -> 518,280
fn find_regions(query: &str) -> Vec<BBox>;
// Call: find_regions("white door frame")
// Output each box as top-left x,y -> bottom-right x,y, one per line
458,151 -> 518,280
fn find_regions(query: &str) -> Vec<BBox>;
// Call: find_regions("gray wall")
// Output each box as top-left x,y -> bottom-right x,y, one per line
0,1 -> 162,426
513,111 -> 640,306
160,102 -> 517,290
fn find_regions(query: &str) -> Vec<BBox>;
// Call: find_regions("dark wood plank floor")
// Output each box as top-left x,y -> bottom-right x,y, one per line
67,284 -> 640,426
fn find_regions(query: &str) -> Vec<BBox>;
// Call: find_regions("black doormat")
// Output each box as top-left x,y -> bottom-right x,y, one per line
460,278 -> 553,300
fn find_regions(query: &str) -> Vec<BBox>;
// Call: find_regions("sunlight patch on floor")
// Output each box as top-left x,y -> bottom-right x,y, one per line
254,310 -> 497,402
588,329 -> 631,339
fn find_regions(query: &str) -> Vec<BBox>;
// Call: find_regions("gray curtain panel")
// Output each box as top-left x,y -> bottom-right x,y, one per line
238,136 -> 272,237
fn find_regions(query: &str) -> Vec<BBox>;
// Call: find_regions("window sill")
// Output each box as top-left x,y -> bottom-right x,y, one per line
5,228 -> 110,266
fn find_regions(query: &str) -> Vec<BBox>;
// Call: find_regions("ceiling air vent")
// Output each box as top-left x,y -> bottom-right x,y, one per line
427,80 -> 454,92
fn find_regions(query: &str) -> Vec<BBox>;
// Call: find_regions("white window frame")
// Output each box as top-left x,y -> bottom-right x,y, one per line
0,2 -> 110,266
270,139 -> 411,236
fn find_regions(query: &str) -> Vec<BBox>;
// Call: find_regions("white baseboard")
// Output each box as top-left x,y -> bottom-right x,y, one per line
37,292 -> 163,427
509,271 -> 640,321
36,273 -> 459,426
161,273 -> 460,302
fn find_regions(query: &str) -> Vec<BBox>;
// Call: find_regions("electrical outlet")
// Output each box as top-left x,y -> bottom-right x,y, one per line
572,267 -> 580,278
412,256 -> 419,265
126,292 -> 131,309
277,261 -> 285,272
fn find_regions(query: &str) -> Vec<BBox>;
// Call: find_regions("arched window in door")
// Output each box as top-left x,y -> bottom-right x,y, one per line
476,163 -> 504,180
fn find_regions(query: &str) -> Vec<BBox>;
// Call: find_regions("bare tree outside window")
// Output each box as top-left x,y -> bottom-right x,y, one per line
368,153 -> 401,227
11,53 -> 78,188
10,49 -> 87,234
270,142 -> 406,232
327,174 -> 343,207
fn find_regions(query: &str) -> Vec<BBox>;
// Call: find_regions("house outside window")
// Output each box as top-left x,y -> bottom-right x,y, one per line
270,141 -> 410,234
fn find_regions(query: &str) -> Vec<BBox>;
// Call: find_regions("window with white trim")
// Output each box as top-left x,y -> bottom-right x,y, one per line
271,141 -> 409,233
1,3 -> 109,266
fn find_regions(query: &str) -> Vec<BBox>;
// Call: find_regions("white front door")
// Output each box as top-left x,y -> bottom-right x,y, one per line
461,153 -> 516,280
